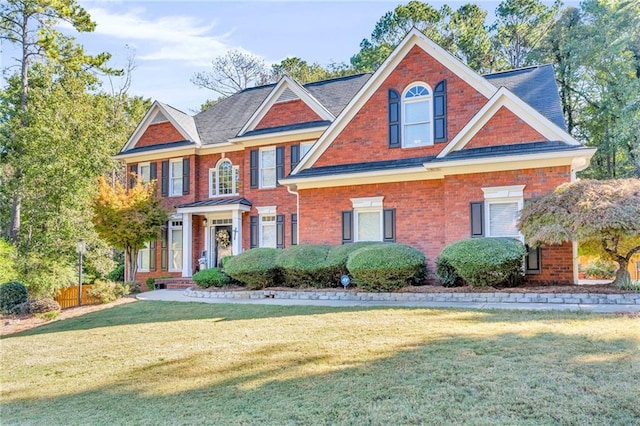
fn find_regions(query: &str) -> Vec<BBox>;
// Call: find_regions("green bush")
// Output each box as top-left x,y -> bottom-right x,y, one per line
193,268 -> 230,288
323,242 -> 383,285
439,238 -> 526,288
87,280 -> 130,303
107,264 -> 125,282
583,259 -> 617,279
220,255 -> 233,269
346,244 -> 427,292
145,277 -> 156,291
0,239 -> 17,283
0,281 -> 28,314
224,248 -> 281,290
435,257 -> 464,287
276,245 -> 333,287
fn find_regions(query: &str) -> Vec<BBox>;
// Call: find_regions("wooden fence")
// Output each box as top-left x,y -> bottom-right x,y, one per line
54,285 -> 101,309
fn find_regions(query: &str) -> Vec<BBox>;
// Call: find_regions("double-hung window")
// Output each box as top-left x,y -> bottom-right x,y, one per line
352,197 -> 384,242
138,163 -> 150,184
209,159 -> 239,197
170,159 -> 183,196
481,186 -> 525,240
300,142 -> 314,159
260,148 -> 276,188
402,84 -> 432,147
138,242 -> 151,272
255,206 -> 277,248
168,220 -> 183,271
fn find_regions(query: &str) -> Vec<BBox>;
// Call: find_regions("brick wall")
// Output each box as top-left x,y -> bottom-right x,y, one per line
299,165 -> 574,284
313,45 -> 490,168
256,99 -> 322,130
136,122 -> 184,148
465,106 -> 546,149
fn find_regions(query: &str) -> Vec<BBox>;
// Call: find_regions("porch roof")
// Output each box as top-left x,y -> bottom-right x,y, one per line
177,197 -> 252,209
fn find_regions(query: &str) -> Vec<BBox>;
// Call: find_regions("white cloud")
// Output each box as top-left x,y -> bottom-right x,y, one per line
86,7 -> 242,66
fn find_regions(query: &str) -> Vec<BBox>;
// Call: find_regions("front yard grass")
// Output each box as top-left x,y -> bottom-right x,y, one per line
1,301 -> 639,425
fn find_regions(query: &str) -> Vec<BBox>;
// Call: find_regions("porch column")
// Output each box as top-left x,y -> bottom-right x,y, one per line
232,209 -> 243,255
182,213 -> 193,277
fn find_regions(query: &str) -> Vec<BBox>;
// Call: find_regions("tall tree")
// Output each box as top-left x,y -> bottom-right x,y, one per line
92,177 -> 169,283
191,50 -> 269,97
0,0 -> 111,244
270,57 -> 356,84
519,179 -> 640,287
492,0 -> 562,69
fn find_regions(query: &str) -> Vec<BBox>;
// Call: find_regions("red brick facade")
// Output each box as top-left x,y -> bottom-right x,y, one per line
256,100 -> 322,129
124,33 -> 585,287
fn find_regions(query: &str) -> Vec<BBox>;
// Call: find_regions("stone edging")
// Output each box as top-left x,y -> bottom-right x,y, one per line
184,288 -> 640,305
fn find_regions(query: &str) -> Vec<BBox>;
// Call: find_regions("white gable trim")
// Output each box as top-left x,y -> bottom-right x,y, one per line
121,101 -> 200,152
292,28 -> 499,174
237,76 -> 334,136
437,87 -> 581,158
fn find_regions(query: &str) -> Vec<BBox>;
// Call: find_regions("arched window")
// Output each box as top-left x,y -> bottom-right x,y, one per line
402,83 -> 432,147
209,159 -> 239,197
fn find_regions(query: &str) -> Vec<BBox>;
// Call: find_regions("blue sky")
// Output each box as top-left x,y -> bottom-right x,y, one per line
1,1 -> 576,113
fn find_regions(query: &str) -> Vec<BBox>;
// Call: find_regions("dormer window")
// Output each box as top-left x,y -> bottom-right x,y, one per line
403,83 -> 432,147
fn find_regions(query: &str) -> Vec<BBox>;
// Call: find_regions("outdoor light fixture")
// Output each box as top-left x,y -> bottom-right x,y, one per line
203,218 -> 208,227
77,239 -> 86,306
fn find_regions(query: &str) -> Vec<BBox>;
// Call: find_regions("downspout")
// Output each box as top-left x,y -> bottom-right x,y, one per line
287,185 -> 300,244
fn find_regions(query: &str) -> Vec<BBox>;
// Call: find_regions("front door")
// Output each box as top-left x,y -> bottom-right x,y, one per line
211,225 -> 232,267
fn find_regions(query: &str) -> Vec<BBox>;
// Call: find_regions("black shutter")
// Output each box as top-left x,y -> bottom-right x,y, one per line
290,144 -> 300,172
525,245 -> 542,274
383,208 -> 396,242
250,149 -> 258,189
434,80 -> 447,143
276,214 -> 285,249
149,162 -> 157,181
149,240 -> 156,271
129,164 -> 137,188
470,202 -> 484,237
182,158 -> 190,195
342,211 -> 353,244
161,225 -> 168,271
291,213 -> 298,245
388,89 -> 401,148
250,216 -> 258,248
276,146 -> 284,185
161,161 -> 169,196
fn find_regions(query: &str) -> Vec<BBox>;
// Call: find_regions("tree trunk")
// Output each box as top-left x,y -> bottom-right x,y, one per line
126,246 -> 138,284
612,264 -> 631,287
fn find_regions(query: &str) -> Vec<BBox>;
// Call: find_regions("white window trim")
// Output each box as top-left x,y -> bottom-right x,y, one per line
482,185 -> 525,241
259,147 -> 276,189
138,162 -> 150,184
351,196 -> 384,242
137,241 -> 151,272
300,141 -> 314,159
168,220 -> 183,272
209,159 -> 239,197
402,82 -> 433,148
257,206 -> 277,248
169,158 -> 183,197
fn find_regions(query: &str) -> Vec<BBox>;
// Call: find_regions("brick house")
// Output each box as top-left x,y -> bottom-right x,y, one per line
115,29 -> 595,285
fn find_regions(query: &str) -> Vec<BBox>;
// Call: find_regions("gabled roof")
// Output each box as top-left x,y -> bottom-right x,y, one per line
237,76 -> 335,136
484,65 -> 566,130
120,101 -> 200,153
437,87 -> 580,158
193,74 -> 370,146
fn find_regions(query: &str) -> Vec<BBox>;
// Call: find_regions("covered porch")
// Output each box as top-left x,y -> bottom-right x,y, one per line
176,198 -> 251,277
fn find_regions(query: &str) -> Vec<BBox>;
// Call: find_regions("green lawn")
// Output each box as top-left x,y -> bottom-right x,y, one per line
1,301 -> 639,425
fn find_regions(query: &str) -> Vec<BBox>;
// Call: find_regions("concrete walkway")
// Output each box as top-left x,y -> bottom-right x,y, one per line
137,289 -> 640,313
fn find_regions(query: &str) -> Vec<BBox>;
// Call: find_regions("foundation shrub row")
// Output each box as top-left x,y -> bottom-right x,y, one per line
436,238 -> 526,288
222,243 -> 428,292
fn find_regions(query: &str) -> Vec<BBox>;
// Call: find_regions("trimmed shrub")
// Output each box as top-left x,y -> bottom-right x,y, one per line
435,256 -> 464,287
276,245 -> 335,288
193,268 -> 230,288
220,255 -> 234,270
224,248 -> 280,290
107,264 -> 125,283
324,242 -> 383,285
0,281 -> 28,314
346,243 -> 427,292
439,238 -> 526,288
87,280 -> 130,303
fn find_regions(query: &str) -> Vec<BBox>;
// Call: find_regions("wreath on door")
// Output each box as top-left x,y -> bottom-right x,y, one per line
215,229 -> 230,248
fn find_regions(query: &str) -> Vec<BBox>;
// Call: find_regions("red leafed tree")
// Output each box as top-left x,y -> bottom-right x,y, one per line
518,179 -> 640,286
